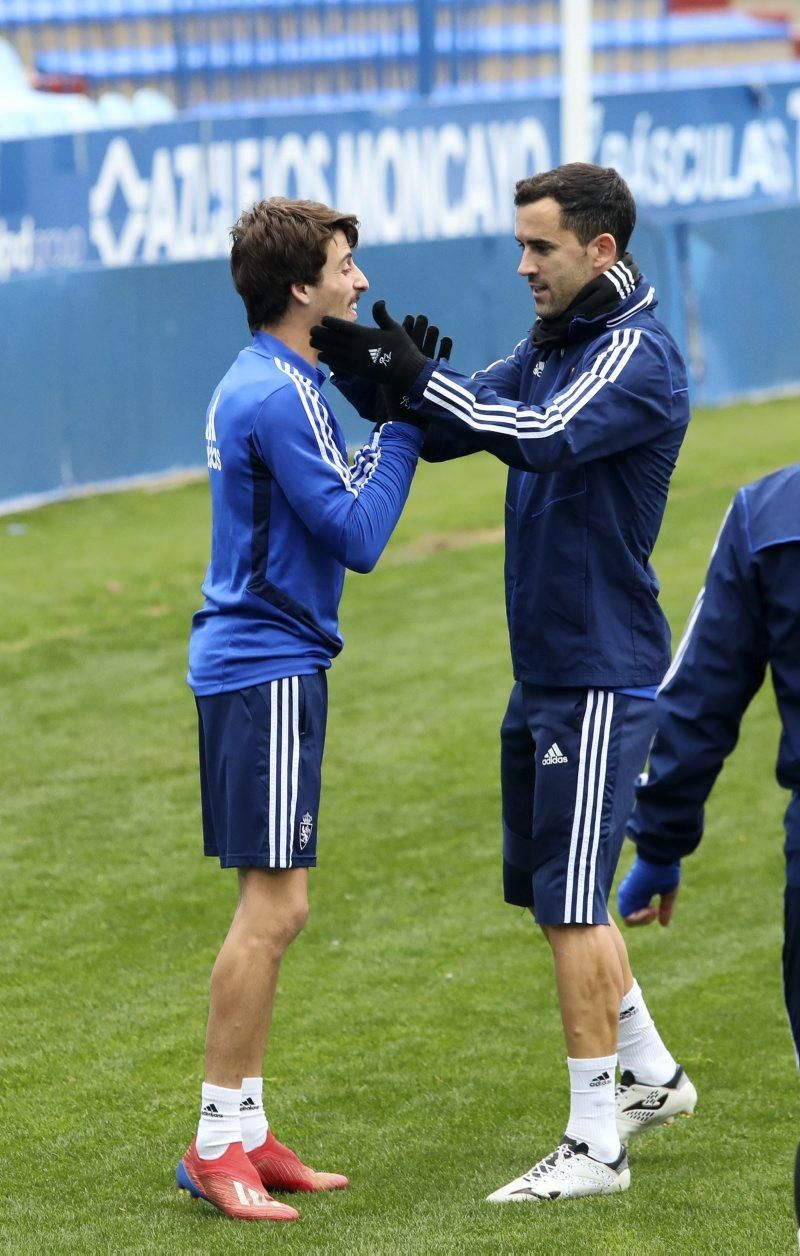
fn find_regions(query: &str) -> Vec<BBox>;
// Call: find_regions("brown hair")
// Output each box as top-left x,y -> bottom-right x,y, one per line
230,197 -> 360,332
514,163 -> 636,257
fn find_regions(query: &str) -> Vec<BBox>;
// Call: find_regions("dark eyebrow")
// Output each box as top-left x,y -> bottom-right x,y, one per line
517,237 -> 555,250
338,251 -> 354,267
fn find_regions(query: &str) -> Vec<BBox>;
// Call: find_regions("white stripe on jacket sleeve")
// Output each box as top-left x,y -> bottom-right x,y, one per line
275,358 -> 358,496
422,329 -> 642,442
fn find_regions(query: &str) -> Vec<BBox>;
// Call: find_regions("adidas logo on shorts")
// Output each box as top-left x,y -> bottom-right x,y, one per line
541,742 -> 568,765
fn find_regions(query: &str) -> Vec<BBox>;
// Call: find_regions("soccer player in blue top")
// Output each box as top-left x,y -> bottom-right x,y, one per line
311,164 -> 697,1202
618,464 -> 800,1052
177,197 -> 432,1222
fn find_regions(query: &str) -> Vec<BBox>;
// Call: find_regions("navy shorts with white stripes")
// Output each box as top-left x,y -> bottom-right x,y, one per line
501,684 -> 656,925
196,671 -> 327,870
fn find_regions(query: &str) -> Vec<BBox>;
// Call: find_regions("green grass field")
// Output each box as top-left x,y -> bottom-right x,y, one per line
1,397 -> 799,1254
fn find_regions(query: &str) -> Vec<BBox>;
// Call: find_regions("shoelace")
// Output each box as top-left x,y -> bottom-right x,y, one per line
523,1142 -> 574,1182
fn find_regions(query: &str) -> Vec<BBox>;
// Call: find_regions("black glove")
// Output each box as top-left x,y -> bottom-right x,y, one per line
311,300 -> 430,393
401,313 -> 453,365
381,314 -> 453,427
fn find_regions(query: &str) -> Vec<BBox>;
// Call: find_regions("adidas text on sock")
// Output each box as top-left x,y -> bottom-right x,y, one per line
196,1082 -> 242,1160
240,1076 -> 269,1153
565,1054 -> 621,1164
617,979 -> 678,1086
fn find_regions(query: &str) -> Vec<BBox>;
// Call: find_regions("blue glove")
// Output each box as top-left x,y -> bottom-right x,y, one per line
617,853 -> 681,926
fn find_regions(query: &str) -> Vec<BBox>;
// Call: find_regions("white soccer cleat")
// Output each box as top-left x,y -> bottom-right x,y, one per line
486,1137 -> 630,1202
615,1065 -> 697,1145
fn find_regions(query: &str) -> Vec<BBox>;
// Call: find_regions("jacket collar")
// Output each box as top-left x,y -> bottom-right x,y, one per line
250,330 -> 326,387
565,275 -> 657,344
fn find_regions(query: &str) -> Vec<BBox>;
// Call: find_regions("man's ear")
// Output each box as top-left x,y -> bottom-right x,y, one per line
592,232 -> 618,273
290,282 -> 311,307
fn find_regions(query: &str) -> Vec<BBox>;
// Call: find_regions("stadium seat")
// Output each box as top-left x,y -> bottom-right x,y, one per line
130,84 -> 175,120
2,0 -> 798,120
0,82 -> 102,137
30,89 -> 101,132
96,87 -> 136,123
29,10 -> 795,84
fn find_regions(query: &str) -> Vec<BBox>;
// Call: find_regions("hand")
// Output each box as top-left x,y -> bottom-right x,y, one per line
401,312 -> 453,364
381,314 -> 453,426
617,853 -> 681,927
311,300 -> 429,393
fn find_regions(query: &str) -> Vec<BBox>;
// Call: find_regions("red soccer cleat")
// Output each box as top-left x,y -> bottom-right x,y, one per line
177,1138 -> 300,1221
247,1130 -> 349,1193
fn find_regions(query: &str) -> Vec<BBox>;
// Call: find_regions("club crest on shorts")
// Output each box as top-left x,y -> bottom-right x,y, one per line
298,812 -> 314,849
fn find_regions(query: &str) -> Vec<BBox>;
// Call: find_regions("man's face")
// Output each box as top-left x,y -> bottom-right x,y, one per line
515,197 -> 600,319
307,229 -> 369,324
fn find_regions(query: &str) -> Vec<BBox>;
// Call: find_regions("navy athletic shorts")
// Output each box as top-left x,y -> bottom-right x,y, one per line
196,671 -> 327,870
501,684 -> 656,925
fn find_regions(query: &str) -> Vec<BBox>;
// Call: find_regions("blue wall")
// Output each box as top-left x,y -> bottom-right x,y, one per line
3,79 -> 800,508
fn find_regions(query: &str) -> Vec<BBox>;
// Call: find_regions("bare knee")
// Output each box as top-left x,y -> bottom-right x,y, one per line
262,894 -> 308,955
236,868 -> 309,957
273,893 -> 309,948
544,924 -> 624,998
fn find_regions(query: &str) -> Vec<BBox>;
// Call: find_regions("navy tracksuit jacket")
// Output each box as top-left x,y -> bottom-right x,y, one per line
629,464 -> 800,1053
408,276 -> 691,689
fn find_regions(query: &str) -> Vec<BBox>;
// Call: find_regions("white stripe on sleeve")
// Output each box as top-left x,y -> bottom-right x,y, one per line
422,328 -> 642,442
275,358 -> 358,497
658,502 -> 733,694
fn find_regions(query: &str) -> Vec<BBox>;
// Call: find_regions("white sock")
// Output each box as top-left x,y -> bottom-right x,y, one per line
564,1054 -> 621,1164
195,1082 -> 241,1160
617,979 -> 678,1085
240,1076 -> 269,1153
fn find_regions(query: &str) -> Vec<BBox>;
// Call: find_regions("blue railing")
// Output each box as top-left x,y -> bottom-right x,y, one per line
1,0 -> 792,113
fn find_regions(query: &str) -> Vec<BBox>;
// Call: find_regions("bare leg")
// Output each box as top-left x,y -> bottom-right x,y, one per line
542,922 -> 624,1056
205,867 -> 309,1087
608,916 -> 634,998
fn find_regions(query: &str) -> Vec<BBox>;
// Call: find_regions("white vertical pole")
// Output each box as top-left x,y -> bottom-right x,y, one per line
560,0 -> 593,164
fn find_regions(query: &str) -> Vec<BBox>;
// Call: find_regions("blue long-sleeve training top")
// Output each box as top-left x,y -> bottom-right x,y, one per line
188,332 -> 423,695
629,463 -> 800,863
404,277 -> 691,689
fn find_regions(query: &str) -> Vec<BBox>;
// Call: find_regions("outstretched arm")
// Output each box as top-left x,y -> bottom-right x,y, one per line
252,376 -> 423,574
619,492 -> 770,926
312,300 -> 678,470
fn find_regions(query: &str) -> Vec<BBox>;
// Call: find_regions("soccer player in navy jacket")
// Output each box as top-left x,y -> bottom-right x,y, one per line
619,465 -> 800,1055
177,198 -> 430,1221
311,164 -> 696,1201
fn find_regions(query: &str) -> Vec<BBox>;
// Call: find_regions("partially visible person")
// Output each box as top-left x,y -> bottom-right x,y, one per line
312,163 -> 696,1202
618,464 -> 800,1061
794,1143 -> 800,1247
178,197 -> 436,1223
